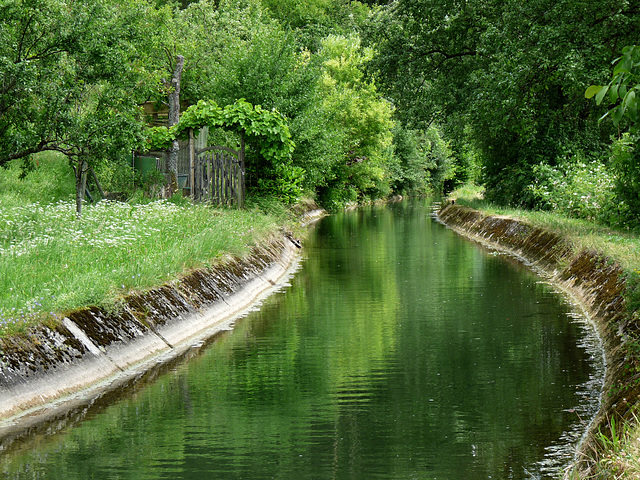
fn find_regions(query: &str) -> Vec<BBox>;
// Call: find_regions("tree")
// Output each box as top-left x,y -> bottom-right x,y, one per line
368,0 -> 640,207
259,0 -> 371,50
316,34 -> 396,208
0,0 -> 154,215
587,45 -> 640,131
146,98 -> 301,201
587,45 -> 640,227
179,1 -> 326,195
140,2 -> 204,193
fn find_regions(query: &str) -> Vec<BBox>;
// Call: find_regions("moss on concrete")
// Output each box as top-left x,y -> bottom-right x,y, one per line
438,203 -> 640,475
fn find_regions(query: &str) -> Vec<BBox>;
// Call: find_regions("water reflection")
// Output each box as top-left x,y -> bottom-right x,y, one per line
0,200 -> 603,479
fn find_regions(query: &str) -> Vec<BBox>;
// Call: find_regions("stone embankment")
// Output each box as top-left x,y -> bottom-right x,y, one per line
0,207 -> 325,450
437,203 -> 640,471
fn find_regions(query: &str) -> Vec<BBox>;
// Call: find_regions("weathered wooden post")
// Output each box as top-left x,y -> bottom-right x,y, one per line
163,54 -> 184,195
239,134 -> 246,208
189,128 -> 195,200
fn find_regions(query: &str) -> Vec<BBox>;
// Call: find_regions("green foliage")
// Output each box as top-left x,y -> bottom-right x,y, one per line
0,0 -> 433,208
321,184 -> 359,212
0,0 -> 152,165
0,152 -> 75,207
147,98 -> 294,162
391,126 -> 434,196
289,98 -> 346,192
168,14 -> 402,207
183,4 -> 337,196
0,0 -> 156,216
526,157 -> 614,221
179,99 -> 295,163
369,0 -> 640,206
95,159 -> 136,198
187,0 -> 317,117
424,125 -> 456,193
260,0 -> 371,51
391,124 -> 458,196
584,404 -> 640,479
454,125 -> 483,185
316,34 -> 396,207
587,46 -> 640,131
603,133 -> 640,229
0,197 -> 283,335
257,163 -> 305,204
584,46 -> 640,229
146,98 -> 300,201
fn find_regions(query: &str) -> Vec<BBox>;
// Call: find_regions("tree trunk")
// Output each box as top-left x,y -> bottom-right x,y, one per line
163,54 -> 184,195
74,158 -> 88,218
89,166 -> 105,200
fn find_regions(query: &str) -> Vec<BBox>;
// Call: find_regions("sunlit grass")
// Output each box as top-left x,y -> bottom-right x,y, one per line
0,152 -> 292,337
562,412 -> 640,479
589,413 -> 640,480
0,197 -> 284,336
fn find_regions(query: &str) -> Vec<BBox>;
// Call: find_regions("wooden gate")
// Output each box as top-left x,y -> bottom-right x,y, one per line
192,145 -> 245,207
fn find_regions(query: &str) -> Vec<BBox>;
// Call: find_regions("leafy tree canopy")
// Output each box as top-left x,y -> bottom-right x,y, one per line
260,0 -> 372,50
368,0 -> 640,206
587,45 -> 640,131
0,0 -> 155,166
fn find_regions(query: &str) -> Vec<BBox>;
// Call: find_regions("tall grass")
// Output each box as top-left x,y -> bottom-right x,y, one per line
0,197 -> 283,335
0,154 -> 287,336
0,152 -> 75,208
563,413 -> 640,479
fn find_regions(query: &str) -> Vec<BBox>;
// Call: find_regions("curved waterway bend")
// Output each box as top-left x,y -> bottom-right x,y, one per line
1,200 -> 603,479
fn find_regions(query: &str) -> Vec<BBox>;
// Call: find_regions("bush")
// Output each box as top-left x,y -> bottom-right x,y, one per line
257,163 -> 305,204
425,125 -> 456,194
391,126 -> 433,196
604,134 -> 640,229
526,156 -> 614,221
319,184 -> 358,212
94,158 -> 138,199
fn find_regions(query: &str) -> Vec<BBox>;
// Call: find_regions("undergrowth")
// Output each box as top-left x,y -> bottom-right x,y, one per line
565,411 -> 640,479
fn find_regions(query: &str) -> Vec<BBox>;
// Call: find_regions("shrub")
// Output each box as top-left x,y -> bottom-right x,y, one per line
94,157 -> 138,199
526,156 -> 614,221
604,133 -> 640,229
320,184 -> 359,212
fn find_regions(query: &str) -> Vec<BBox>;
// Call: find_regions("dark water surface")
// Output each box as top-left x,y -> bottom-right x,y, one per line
0,200 -> 603,479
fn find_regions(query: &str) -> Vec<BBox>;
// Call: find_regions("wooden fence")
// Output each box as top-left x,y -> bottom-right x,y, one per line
133,127 -> 245,207
191,138 -> 245,208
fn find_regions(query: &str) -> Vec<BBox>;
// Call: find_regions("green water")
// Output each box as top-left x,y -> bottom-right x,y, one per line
0,200 -> 602,479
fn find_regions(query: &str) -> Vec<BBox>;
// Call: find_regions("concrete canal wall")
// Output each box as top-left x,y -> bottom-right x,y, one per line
0,209 -> 325,448
2,201 -> 632,473
437,203 -> 640,471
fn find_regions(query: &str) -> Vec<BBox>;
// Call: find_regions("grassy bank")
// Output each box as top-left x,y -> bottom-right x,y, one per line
450,184 -> 640,273
449,184 -> 640,479
0,153 -> 293,338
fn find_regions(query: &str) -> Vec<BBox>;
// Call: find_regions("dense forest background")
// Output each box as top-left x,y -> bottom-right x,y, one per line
1,0 -> 639,221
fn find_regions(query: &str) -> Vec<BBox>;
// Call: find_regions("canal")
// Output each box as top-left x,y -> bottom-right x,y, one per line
0,200 -> 603,479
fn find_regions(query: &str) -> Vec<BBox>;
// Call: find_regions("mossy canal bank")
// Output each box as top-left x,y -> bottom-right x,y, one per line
437,203 -> 640,476
0,207 -> 326,451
